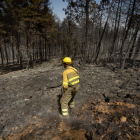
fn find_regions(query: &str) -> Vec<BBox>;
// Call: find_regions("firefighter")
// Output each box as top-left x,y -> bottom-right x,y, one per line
60,57 -> 80,119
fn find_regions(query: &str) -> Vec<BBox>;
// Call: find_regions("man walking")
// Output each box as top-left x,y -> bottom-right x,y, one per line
60,57 -> 80,119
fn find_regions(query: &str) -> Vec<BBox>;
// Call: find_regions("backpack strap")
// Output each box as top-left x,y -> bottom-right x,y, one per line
67,67 -> 79,75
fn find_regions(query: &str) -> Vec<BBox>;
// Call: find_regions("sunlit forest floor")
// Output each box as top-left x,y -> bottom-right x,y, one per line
0,58 -> 140,140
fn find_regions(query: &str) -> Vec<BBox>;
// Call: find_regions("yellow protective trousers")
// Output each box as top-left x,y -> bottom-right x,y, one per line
60,84 -> 80,116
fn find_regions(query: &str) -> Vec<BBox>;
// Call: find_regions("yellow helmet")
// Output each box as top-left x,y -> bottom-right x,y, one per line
62,57 -> 72,65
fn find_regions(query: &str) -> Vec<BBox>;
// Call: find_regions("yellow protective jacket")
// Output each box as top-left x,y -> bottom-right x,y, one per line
63,66 -> 79,89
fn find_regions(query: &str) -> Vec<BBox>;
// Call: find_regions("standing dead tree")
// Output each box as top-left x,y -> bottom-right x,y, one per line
92,0 -> 114,63
120,0 -> 136,70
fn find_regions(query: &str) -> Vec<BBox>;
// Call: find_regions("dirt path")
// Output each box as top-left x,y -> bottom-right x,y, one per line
0,60 -> 140,140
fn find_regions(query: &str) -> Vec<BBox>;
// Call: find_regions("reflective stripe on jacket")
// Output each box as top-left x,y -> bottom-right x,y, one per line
63,66 -> 79,89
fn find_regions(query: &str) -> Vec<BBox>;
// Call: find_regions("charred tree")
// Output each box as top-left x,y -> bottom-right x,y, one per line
120,0 -> 136,70
93,0 -> 114,63
0,46 -> 4,65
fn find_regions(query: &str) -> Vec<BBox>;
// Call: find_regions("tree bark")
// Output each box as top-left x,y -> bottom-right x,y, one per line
120,0 -> 136,70
11,36 -> 15,65
39,36 -> 43,62
80,0 -> 90,69
45,36 -> 47,60
129,26 -> 139,62
132,37 -> 140,68
110,0 -> 121,55
85,0 -> 89,58
0,46 -> 4,65
33,41 -> 35,60
4,44 -> 9,65
93,0 -> 114,63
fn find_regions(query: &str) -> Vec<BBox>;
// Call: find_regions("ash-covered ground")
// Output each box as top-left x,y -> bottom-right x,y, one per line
0,58 -> 140,140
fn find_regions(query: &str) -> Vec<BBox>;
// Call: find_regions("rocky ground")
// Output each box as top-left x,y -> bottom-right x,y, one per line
0,58 -> 140,140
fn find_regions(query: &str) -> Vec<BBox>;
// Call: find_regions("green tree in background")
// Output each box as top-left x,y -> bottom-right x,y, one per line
0,0 -> 55,67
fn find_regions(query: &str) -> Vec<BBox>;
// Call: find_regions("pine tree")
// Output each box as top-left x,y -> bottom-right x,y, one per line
0,0 -> 55,66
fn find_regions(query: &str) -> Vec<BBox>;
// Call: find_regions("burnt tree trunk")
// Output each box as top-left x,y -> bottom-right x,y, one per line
16,33 -> 22,68
33,41 -> 35,60
11,36 -> 15,65
49,43 -> 51,60
0,46 -> 4,65
80,0 -> 89,69
132,37 -> 140,68
110,0 -> 121,55
120,0 -> 136,70
39,36 -> 43,62
45,36 -> 47,60
4,43 -> 8,65
93,0 -> 114,63
129,24 -> 139,62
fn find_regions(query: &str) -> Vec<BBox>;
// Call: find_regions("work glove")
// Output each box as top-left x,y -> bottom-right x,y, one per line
60,86 -> 67,95
63,87 -> 67,92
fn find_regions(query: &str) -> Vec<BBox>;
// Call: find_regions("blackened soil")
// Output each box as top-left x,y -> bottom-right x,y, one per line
0,59 -> 140,140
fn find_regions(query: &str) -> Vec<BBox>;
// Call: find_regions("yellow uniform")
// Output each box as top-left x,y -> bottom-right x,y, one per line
60,66 -> 80,116
62,66 -> 79,89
